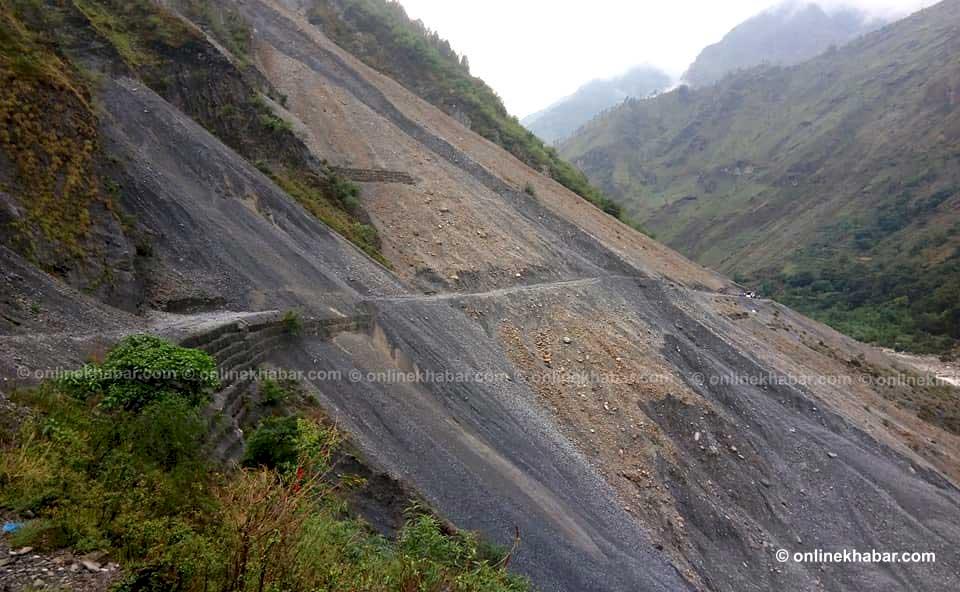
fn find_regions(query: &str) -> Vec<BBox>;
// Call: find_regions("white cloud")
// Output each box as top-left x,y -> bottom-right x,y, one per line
396,0 -> 938,118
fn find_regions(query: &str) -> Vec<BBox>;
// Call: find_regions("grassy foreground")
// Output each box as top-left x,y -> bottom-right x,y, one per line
0,336 -> 529,592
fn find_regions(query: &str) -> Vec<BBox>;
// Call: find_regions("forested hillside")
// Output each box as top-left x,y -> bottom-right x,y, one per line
563,1 -> 960,354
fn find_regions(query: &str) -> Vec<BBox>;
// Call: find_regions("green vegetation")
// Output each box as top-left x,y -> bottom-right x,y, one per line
0,2 -> 106,258
561,1 -> 960,354
72,0 -> 195,68
5,0 -> 388,267
258,378 -> 295,407
306,0 -> 629,221
58,334 -> 219,410
243,415 -> 303,470
166,0 -> 253,64
0,336 -> 530,591
271,169 -> 389,267
282,310 -> 304,337
758,250 -> 960,355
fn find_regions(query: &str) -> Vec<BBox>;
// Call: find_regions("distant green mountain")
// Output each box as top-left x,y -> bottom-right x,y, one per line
562,0 -> 960,354
522,66 -> 672,144
683,1 -> 883,87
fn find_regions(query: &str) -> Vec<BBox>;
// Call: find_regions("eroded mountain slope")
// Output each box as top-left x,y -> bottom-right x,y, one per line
244,0 -> 731,295
1,1 -> 960,591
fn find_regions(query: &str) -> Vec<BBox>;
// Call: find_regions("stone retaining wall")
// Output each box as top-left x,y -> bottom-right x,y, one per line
176,311 -> 371,462
329,166 -> 418,185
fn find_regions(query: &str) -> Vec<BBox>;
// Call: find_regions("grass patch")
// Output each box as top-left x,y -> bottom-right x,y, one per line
270,169 -> 390,267
0,2 -> 107,259
71,0 -> 196,69
165,0 -> 253,64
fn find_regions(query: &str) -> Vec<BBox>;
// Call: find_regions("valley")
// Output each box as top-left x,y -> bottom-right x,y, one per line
561,0 -> 960,355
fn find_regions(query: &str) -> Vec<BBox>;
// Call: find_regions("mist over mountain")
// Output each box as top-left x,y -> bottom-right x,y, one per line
682,1 -> 886,87
522,65 -> 672,144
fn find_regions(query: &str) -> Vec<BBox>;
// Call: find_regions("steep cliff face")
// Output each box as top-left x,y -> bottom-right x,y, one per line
563,0 -> 960,355
2,1 -> 960,591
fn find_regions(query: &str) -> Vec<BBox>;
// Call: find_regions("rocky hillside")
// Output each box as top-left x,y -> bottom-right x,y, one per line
562,0 -> 960,355
300,0 -> 627,219
523,66 -> 672,144
682,1 -> 884,87
2,1 -> 960,591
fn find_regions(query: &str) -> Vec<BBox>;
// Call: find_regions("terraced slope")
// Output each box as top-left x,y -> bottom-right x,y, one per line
1,0 -> 960,590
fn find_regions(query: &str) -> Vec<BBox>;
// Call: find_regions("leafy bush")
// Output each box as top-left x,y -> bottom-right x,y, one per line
58,334 -> 219,411
282,310 -> 303,336
259,378 -> 293,407
242,416 -> 301,470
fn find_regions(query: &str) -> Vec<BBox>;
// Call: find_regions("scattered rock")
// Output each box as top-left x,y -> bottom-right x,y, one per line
80,559 -> 102,573
827,452 -> 838,459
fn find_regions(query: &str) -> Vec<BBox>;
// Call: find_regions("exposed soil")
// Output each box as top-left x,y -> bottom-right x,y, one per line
887,350 -> 960,387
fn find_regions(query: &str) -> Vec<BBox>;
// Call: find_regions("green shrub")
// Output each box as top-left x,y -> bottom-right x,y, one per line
259,378 -> 293,406
242,416 -> 301,470
282,310 -> 303,336
58,334 -> 219,411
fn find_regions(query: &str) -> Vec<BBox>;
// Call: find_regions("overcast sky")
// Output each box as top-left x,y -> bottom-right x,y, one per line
398,0 -> 937,118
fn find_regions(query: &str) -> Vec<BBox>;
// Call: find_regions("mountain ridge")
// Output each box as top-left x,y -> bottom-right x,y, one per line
682,1 -> 885,87
522,65 -> 672,144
